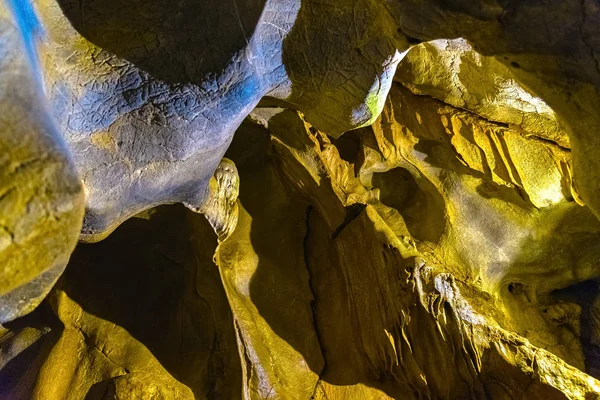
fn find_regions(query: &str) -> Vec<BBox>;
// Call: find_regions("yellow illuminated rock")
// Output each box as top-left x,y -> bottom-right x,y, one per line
3,0 -> 600,399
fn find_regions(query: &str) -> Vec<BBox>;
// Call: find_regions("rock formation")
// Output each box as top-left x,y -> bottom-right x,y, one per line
2,0 -> 600,399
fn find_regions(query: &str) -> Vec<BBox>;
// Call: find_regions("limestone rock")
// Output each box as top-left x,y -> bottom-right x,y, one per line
388,0 -> 600,221
0,0 -> 406,325
199,106 -> 600,398
22,0 -> 404,241
3,101 -> 600,397
187,158 -> 240,242
3,0 -> 600,398
395,38 -> 569,148
227,105 -> 600,398
0,3 -> 84,323
1,205 -> 240,399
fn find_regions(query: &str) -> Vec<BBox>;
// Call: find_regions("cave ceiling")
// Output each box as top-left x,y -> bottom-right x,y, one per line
2,0 -> 600,399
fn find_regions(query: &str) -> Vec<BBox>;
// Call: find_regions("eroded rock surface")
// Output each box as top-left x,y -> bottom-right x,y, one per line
27,0 -> 404,241
3,0 -> 600,399
0,205 -> 240,399
0,0 -> 407,324
217,104 -> 600,398
0,4 -> 84,323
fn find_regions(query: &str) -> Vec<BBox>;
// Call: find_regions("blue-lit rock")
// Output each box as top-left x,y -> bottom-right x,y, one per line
0,3 -> 84,323
27,0 -> 405,241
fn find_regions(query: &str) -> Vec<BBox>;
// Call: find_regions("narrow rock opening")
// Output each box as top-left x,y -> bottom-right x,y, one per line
551,280 -> 600,378
372,167 -> 445,243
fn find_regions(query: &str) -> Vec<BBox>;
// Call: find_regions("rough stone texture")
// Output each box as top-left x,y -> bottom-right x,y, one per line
188,158 -> 240,242
3,96 -> 600,397
3,0 -> 600,398
388,0 -> 600,222
0,3 -> 84,323
0,0 -> 404,323
395,38 -> 570,149
27,0 -> 403,241
358,84 -> 599,373
219,105 -> 600,398
0,206 -> 240,399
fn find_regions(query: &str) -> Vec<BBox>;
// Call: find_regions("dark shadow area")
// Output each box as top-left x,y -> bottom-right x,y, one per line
0,302 -> 62,400
57,0 -> 265,83
84,379 -> 114,400
63,206 -> 190,369
330,131 -> 361,165
372,166 -> 445,243
224,118 -> 326,376
551,280 -> 600,379
43,204 -> 240,399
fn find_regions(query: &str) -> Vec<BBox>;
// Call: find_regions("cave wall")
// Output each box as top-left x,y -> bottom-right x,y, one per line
2,0 -> 600,399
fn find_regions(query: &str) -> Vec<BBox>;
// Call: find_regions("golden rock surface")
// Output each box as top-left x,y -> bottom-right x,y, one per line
4,80 -> 600,397
0,5 -> 85,323
3,3 -> 600,398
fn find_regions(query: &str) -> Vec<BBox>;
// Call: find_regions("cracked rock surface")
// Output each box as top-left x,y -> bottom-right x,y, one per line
0,5 -> 84,324
3,0 -> 600,399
